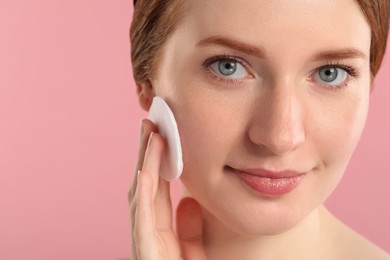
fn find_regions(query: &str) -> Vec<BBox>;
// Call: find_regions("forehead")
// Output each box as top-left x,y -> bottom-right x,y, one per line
174,0 -> 371,58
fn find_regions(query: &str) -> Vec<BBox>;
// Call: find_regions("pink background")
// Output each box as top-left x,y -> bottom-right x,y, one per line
0,1 -> 389,259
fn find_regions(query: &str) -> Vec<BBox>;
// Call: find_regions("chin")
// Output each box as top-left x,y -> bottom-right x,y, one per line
201,196 -> 314,238
228,211 -> 305,237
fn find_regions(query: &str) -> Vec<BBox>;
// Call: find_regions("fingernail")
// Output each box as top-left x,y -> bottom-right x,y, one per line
147,132 -> 154,148
140,119 -> 146,136
137,170 -> 141,182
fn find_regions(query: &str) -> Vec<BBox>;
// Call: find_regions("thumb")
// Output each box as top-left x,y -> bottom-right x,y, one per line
176,197 -> 207,260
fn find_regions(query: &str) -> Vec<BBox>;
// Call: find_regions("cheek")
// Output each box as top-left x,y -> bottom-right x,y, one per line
309,91 -> 369,193
173,98 -> 222,198
171,83 -> 249,196
174,91 -> 231,174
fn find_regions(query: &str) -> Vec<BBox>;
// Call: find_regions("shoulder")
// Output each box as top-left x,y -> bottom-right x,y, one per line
319,207 -> 390,260
333,224 -> 390,260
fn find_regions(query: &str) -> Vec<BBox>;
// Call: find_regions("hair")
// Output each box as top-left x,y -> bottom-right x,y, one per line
130,0 -> 184,85
130,0 -> 390,84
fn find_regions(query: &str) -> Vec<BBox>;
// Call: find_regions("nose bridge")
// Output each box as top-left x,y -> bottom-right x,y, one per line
272,87 -> 300,136
250,84 -> 305,155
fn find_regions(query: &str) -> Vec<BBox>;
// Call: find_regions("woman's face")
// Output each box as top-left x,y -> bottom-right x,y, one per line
148,0 -> 371,235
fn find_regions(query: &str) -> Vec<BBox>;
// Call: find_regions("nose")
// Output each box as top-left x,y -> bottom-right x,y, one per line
248,86 -> 306,156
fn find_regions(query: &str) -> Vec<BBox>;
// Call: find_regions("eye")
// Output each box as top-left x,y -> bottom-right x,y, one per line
314,66 -> 348,87
209,58 -> 248,79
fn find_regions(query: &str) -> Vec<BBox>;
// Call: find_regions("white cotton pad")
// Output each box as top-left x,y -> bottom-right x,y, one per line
148,96 -> 183,181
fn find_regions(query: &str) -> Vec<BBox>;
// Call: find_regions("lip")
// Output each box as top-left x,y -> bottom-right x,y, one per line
229,167 -> 306,197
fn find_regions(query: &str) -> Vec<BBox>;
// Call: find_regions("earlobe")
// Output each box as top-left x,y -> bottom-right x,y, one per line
136,79 -> 155,111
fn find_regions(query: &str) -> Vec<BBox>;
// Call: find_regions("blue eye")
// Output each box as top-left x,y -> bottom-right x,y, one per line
210,59 -> 248,79
315,66 -> 348,86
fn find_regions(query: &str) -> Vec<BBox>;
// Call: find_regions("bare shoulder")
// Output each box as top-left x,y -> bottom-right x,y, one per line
320,207 -> 390,260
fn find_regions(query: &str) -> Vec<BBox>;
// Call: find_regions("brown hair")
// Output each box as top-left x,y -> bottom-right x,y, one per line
356,0 -> 390,77
130,0 -> 184,84
130,0 -> 390,84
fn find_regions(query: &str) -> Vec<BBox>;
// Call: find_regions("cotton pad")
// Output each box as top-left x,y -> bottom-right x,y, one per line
148,96 -> 183,181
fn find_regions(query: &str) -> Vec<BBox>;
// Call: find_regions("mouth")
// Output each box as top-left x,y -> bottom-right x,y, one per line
226,166 -> 307,197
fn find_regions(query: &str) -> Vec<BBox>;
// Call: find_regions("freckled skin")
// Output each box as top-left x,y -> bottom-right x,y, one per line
141,0 -> 388,258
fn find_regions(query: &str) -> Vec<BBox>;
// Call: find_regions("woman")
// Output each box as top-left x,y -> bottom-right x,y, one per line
128,0 -> 390,259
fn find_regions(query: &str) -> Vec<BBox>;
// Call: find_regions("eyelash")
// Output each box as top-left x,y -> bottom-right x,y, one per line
202,54 -> 253,85
201,54 -> 361,90
311,61 -> 360,90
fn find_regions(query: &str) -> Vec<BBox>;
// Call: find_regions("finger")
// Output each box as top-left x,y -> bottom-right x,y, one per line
154,176 -> 173,230
134,170 -> 159,260
141,132 -> 175,232
141,132 -> 164,198
142,133 -> 174,228
132,134 -> 176,260
128,119 -> 158,200
129,119 -> 158,260
135,119 -> 158,174
176,197 -> 207,260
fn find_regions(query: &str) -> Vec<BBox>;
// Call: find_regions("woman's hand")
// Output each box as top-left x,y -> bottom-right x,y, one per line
128,119 -> 207,260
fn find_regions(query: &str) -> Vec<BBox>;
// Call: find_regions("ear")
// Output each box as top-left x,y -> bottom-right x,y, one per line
136,79 -> 155,111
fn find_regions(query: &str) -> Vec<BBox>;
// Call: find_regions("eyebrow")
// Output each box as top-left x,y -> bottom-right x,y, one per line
196,35 -> 367,61
196,36 -> 266,59
312,49 -> 368,61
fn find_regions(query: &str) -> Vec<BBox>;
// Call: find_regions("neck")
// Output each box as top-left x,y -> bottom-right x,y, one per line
202,206 -> 329,260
